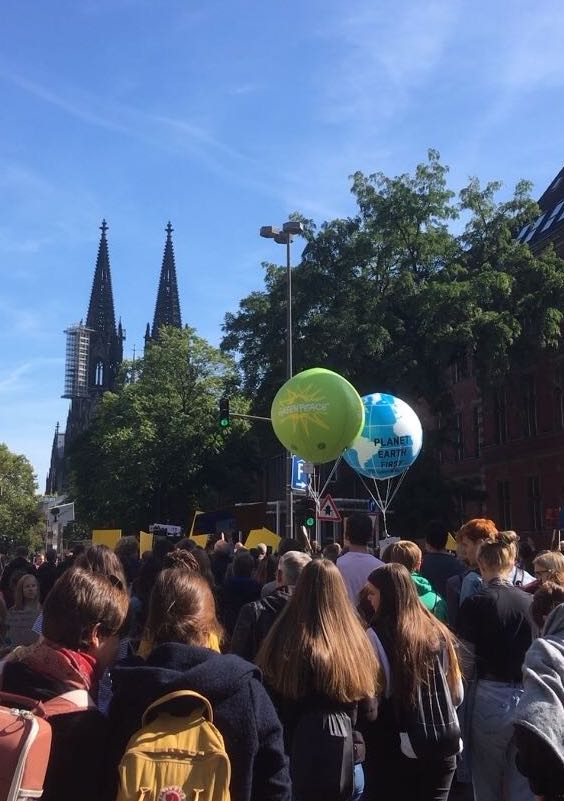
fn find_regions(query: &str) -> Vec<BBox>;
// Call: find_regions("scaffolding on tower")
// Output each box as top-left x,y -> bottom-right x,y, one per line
62,323 -> 93,398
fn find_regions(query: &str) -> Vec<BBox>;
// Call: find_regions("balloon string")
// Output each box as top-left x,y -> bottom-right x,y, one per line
387,468 -> 409,508
319,454 -> 343,500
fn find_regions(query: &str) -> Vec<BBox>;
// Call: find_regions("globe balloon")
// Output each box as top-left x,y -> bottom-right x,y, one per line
343,393 -> 423,479
271,368 -> 364,464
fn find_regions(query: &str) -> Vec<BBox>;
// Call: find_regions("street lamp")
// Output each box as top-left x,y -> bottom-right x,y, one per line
260,220 -> 305,539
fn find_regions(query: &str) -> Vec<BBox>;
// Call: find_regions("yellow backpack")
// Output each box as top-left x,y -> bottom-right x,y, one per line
116,690 -> 231,801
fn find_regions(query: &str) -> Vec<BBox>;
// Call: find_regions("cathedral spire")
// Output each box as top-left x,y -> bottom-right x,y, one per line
151,221 -> 182,338
86,219 -> 117,335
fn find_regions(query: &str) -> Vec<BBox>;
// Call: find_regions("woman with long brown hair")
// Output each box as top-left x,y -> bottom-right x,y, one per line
256,558 -> 380,801
108,567 -> 290,801
362,563 -> 463,801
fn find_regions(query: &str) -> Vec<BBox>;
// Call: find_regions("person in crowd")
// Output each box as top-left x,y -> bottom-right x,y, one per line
33,553 -> 45,569
109,567 -> 291,801
261,538 -> 306,598
522,550 -> 564,594
383,539 -> 448,621
231,550 -> 312,662
420,519 -> 466,597
513,585 -> 564,801
363,563 -> 462,801
1,568 -> 129,801
455,518 -> 498,605
530,580 -> 564,630
337,513 -> 383,604
129,536 -> 174,640
218,550 -> 262,637
37,547 -> 59,603
323,541 -> 342,563
256,559 -> 379,801
5,573 -> 41,646
114,535 -> 140,587
0,546 -> 34,607
457,532 -> 534,801
210,536 -> 233,586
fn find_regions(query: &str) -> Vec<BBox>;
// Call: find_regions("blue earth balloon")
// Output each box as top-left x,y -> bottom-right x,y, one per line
343,393 -> 423,480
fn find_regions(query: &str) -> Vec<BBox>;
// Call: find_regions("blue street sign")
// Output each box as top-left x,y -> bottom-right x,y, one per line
291,456 -> 308,492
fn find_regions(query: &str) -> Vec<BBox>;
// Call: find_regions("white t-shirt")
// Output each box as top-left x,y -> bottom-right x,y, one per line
337,551 -> 383,604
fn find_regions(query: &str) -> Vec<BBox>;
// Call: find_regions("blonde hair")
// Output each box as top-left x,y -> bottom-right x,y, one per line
477,530 -> 518,575
256,559 -> 380,702
533,551 -> 564,579
13,574 -> 40,611
383,540 -> 422,572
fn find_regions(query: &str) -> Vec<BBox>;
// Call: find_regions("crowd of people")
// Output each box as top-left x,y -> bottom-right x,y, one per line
0,515 -> 563,801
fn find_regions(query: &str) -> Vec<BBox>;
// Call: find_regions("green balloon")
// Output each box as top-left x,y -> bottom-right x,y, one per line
271,368 -> 365,464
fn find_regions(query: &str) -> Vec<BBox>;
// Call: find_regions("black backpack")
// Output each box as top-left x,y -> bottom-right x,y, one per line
398,652 -> 461,760
290,708 -> 354,801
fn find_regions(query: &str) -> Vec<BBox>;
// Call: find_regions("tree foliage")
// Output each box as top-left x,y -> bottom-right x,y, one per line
70,328 -> 257,532
221,151 -> 564,526
223,150 -> 563,408
0,443 -> 43,553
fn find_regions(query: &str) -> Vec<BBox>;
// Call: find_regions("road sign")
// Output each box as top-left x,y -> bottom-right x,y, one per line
291,455 -> 308,492
318,494 -> 342,522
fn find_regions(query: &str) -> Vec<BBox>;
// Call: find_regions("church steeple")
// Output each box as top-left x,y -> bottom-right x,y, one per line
150,221 -> 182,338
87,219 -> 117,335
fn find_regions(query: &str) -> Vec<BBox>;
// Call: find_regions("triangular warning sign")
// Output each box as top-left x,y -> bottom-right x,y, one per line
317,494 -> 342,522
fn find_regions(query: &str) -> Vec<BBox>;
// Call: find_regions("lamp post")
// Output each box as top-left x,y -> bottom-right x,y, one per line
260,220 -> 305,540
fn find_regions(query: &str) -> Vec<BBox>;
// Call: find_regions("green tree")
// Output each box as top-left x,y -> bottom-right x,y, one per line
0,444 -> 43,553
70,327 -> 257,532
221,152 -> 564,529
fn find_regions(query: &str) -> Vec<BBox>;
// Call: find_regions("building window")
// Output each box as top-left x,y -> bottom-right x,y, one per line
523,374 -> 537,438
452,350 -> 469,384
497,480 -> 511,530
493,389 -> 508,445
95,361 -> 104,386
472,404 -> 481,457
454,412 -> 464,462
527,475 -> 542,533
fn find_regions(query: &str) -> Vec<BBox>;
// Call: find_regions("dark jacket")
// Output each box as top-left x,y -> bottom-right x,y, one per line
1,660 -> 114,801
36,561 -> 59,603
109,642 -> 291,801
218,576 -> 262,637
231,587 -> 291,662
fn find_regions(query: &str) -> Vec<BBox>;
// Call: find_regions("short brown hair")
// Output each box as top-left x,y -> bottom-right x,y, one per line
477,531 -> 519,574
532,581 -> 564,628
75,545 -> 126,589
457,518 -> 497,544
43,568 -> 129,651
146,568 -> 222,648
382,540 -> 422,573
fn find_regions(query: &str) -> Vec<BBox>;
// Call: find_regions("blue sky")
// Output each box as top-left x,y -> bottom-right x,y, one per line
1,0 -> 563,489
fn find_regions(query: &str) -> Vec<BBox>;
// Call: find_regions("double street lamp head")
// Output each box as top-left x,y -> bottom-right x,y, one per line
260,221 -> 304,244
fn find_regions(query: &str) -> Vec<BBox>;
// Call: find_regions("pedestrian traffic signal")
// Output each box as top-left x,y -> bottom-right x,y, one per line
295,496 -> 316,529
219,397 -> 230,428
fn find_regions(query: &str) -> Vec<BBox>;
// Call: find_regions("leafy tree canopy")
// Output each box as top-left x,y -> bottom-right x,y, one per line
70,327 -> 256,532
222,150 -> 563,414
0,443 -> 43,554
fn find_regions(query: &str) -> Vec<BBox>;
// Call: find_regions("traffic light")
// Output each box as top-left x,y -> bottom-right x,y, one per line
295,496 -> 317,529
219,397 -> 230,429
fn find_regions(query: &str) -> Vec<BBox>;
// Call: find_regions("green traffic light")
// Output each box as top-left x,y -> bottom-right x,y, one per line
305,516 -> 315,527
220,418 -> 230,428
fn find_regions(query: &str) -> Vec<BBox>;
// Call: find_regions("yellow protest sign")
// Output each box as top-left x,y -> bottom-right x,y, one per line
446,533 -> 458,552
92,529 -> 122,549
139,531 -> 153,555
189,534 -> 208,548
245,527 -> 281,551
189,510 -> 204,537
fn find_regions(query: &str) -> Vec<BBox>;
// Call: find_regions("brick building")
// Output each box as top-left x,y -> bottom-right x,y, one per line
441,167 -> 564,541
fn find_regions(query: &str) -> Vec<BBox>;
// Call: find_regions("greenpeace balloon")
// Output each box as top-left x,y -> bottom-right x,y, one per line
344,392 -> 423,480
271,368 -> 364,464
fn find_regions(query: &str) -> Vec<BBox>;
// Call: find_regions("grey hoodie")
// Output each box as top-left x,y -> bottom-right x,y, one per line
514,603 -> 564,797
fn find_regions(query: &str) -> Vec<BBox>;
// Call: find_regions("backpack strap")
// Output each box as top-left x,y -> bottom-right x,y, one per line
42,689 -> 96,717
142,690 -> 213,727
